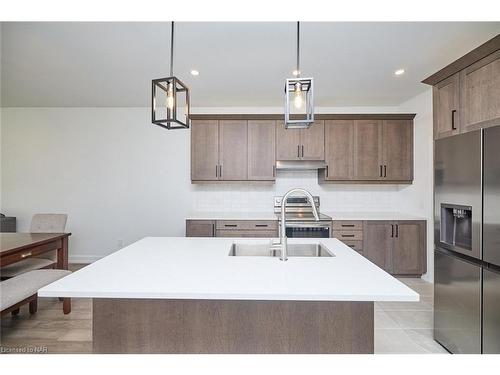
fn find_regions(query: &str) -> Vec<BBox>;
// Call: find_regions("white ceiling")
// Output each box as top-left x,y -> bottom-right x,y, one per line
1,22 -> 499,107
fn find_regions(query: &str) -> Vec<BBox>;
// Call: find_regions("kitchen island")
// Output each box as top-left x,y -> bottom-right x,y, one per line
39,237 -> 418,354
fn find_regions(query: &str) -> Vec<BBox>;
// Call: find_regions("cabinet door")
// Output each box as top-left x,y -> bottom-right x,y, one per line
392,221 -> 425,275
353,120 -> 383,180
219,120 -> 248,180
248,120 -> 276,180
363,221 -> 392,272
191,120 -> 219,181
324,120 -> 354,180
382,120 -> 413,181
433,73 -> 460,139
276,121 -> 301,160
300,120 -> 325,160
186,220 -> 215,237
460,50 -> 500,133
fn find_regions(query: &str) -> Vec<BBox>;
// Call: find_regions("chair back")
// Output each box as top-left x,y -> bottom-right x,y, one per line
30,214 -> 67,233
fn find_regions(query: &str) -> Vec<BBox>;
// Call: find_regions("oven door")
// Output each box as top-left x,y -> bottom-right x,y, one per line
284,223 -> 331,238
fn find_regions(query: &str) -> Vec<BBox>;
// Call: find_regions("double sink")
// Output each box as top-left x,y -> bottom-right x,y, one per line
229,243 -> 334,257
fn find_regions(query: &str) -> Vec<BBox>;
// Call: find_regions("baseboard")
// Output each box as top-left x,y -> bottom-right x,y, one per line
69,255 -> 102,264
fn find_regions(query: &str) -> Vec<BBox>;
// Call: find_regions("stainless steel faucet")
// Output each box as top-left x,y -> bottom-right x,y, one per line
273,188 -> 320,261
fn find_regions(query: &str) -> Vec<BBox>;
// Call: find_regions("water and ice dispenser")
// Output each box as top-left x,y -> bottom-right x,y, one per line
440,204 -> 472,251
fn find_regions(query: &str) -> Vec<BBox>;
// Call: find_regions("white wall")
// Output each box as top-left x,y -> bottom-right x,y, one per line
397,89 -> 434,281
0,101 -> 433,276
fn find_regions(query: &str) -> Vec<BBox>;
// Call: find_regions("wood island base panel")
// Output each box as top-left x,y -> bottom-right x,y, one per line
92,299 -> 374,354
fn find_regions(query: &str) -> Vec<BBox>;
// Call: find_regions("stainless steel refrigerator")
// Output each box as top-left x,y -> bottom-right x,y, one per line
434,125 -> 500,354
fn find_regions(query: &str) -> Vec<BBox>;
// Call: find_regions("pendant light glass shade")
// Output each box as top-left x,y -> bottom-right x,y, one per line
151,22 -> 190,129
284,22 -> 314,129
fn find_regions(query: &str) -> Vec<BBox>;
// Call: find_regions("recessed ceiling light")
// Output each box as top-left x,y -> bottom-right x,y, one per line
190,70 -> 199,76
394,69 -> 405,76
292,70 -> 301,76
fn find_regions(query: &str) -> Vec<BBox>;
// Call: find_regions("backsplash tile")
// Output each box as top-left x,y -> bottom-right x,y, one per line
191,170 -> 403,213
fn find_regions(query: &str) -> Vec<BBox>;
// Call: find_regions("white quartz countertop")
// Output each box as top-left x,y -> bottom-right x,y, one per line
186,211 -> 426,221
325,212 -> 427,221
39,237 -> 418,302
186,212 -> 277,220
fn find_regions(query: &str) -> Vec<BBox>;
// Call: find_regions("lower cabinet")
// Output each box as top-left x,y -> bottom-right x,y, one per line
186,220 -> 278,238
363,220 -> 426,276
186,220 -> 215,237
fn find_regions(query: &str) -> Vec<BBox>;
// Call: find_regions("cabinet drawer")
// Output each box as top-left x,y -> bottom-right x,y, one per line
334,230 -> 363,241
340,240 -> 363,252
216,230 -> 278,238
0,241 -> 60,267
216,220 -> 277,231
332,220 -> 363,231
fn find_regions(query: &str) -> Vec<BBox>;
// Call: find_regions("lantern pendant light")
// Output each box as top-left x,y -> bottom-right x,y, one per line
152,21 -> 191,129
284,21 -> 314,129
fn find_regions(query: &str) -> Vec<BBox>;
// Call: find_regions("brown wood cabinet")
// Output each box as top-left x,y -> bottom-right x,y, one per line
191,120 -> 219,181
323,120 -> 354,181
276,120 -> 324,161
186,220 -> 215,237
382,120 -> 413,181
424,35 -> 500,139
460,50 -> 500,133
219,120 -> 248,181
363,221 -> 392,272
353,120 -> 383,181
363,220 -> 426,276
248,120 -> 276,180
433,74 -> 461,139
392,221 -> 426,275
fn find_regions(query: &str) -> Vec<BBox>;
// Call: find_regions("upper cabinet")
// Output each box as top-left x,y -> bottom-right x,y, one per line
460,50 -> 500,133
219,120 -> 248,180
319,118 -> 413,183
276,120 -> 324,161
433,73 -> 461,139
192,115 -> 414,185
423,35 -> 500,139
248,120 -> 276,180
191,119 -> 275,182
191,120 -> 219,181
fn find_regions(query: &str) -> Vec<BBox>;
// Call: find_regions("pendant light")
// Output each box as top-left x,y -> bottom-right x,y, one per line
152,22 -> 191,129
284,21 -> 314,129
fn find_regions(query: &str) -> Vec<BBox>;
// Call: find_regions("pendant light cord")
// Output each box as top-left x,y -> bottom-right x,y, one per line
296,21 -> 300,78
170,21 -> 174,77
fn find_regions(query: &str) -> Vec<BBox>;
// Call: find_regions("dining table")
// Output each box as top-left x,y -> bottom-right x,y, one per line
0,233 -> 71,270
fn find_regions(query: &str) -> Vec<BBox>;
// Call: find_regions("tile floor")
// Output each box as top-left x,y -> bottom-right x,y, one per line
0,267 -> 448,354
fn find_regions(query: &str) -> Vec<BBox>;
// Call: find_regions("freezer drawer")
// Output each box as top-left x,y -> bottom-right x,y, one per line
483,268 -> 500,354
434,249 -> 481,353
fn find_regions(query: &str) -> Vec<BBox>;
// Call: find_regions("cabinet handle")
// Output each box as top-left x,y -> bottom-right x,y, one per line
255,224 -> 268,228
225,224 -> 238,228
301,145 -> 304,157
216,165 -> 218,178
391,224 -> 394,238
219,165 -> 222,178
297,145 -> 300,158
384,165 -> 387,178
341,234 -> 355,238
451,110 -> 457,130
396,224 -> 399,238
341,224 -> 355,227
379,165 -> 383,177
21,251 -> 32,258
326,165 -> 329,178
212,223 -> 216,236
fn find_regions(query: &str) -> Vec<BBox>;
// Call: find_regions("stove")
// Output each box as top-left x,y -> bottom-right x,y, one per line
274,195 -> 332,238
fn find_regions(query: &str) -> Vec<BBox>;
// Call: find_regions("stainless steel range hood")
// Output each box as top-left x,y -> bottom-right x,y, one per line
275,160 -> 327,170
